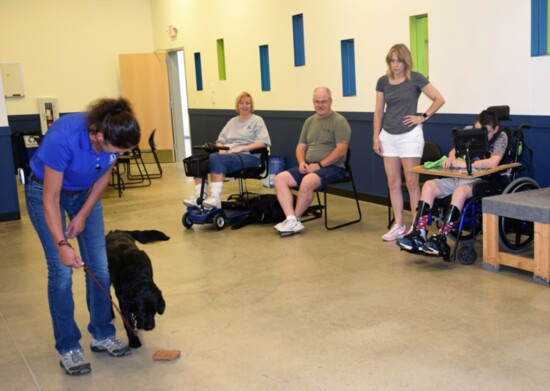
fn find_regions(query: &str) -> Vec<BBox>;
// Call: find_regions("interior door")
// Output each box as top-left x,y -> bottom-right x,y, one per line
119,52 -> 173,161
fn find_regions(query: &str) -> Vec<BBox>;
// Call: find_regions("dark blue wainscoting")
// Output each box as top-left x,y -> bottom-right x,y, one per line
0,126 -> 20,221
8,110 -> 547,207
189,109 -> 550,205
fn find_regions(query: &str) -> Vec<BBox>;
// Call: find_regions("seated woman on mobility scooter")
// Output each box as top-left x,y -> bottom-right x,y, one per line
396,109 -> 507,258
184,91 -> 271,209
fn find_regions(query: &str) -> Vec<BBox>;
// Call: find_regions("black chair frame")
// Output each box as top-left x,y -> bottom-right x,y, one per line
301,149 -> 362,230
222,147 -> 270,210
110,147 -> 151,197
139,129 -> 163,179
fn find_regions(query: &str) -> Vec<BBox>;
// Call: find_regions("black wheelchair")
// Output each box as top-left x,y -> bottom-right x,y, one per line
422,106 -> 539,264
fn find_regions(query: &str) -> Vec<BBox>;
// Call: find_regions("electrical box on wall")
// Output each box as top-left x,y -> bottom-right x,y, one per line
38,98 -> 59,135
0,63 -> 25,98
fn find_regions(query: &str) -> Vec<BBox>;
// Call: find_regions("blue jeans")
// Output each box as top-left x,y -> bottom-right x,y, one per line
207,153 -> 260,176
25,179 -> 115,354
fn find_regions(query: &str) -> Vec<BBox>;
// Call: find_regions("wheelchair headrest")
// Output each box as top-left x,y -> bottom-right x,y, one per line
486,105 -> 510,122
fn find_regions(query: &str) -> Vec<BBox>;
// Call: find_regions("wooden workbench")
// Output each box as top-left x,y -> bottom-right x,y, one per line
482,187 -> 550,285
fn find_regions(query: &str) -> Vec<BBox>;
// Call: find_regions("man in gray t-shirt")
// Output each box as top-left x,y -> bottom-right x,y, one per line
273,87 -> 351,237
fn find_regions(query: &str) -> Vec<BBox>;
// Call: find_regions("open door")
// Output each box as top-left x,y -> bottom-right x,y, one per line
119,52 -> 174,161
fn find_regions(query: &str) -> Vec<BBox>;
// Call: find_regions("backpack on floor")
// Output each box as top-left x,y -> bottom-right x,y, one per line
248,194 -> 287,223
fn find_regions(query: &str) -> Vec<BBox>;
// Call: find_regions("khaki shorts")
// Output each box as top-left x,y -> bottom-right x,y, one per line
433,177 -> 481,197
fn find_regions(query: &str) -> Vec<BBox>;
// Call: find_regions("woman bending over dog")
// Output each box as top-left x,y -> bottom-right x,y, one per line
25,97 -> 141,375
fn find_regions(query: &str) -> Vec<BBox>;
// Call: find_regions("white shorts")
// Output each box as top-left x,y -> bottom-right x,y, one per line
379,125 -> 424,158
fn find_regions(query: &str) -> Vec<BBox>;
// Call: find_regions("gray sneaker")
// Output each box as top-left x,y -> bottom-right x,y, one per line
59,348 -> 91,376
90,336 -> 131,357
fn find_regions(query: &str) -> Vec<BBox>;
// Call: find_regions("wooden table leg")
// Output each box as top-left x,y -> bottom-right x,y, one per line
482,213 -> 500,272
533,222 -> 550,285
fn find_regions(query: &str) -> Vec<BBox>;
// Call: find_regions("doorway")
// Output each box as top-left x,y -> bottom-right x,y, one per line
410,14 -> 429,79
167,50 -> 191,161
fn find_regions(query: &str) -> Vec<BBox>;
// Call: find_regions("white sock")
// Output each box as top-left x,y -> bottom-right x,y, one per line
209,181 -> 223,200
286,215 -> 296,221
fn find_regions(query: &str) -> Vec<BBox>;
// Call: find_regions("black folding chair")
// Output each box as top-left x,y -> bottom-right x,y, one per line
303,149 -> 362,230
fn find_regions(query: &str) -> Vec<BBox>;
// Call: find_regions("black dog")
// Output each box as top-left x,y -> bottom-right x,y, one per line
105,230 -> 169,348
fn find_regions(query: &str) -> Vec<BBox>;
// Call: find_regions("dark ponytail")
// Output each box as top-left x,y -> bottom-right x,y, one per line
86,98 -> 141,149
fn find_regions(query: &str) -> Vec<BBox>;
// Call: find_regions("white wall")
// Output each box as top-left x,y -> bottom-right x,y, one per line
0,0 -> 154,115
0,77 -> 7,126
1,0 -> 548,117
150,0 -> 549,116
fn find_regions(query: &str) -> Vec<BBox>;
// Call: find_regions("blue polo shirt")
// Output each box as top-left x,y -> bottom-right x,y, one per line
30,113 -> 119,191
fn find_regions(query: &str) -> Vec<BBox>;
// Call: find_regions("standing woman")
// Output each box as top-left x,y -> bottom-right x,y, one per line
374,43 -> 445,241
25,98 -> 140,375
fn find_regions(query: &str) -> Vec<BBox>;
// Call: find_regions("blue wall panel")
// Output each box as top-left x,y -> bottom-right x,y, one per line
10,110 -> 546,209
189,109 -> 550,204
0,126 -> 20,221
292,14 -> 305,67
259,45 -> 271,91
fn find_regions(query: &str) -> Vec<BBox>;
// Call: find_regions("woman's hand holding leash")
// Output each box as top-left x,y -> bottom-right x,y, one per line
57,240 -> 84,268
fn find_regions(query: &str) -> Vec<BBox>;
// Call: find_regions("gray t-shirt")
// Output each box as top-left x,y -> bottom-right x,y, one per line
376,72 -> 430,135
298,111 -> 351,168
217,114 -> 271,152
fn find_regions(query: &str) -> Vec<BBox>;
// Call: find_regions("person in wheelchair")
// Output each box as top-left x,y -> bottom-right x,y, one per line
397,110 -> 508,258
183,91 -> 271,209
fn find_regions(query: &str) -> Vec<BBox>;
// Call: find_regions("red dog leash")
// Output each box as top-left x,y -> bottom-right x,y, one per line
83,265 -> 139,338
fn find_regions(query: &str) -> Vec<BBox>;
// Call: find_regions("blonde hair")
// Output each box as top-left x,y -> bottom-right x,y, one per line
235,91 -> 254,113
385,44 -> 413,80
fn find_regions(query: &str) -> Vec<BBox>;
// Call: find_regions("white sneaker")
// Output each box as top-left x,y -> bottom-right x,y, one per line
274,220 -> 286,232
278,218 -> 304,236
183,196 -> 199,207
382,224 -> 408,241
203,197 -> 221,209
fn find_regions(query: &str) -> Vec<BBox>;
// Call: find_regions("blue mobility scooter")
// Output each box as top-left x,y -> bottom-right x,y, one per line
181,144 -> 269,230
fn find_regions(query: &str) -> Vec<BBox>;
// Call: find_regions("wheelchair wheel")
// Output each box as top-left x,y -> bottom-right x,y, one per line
457,244 -> 477,265
213,213 -> 226,230
447,202 -> 482,242
498,177 -> 540,253
182,212 -> 193,228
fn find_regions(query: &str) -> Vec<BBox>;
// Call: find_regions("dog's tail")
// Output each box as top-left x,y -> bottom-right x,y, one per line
125,230 -> 170,244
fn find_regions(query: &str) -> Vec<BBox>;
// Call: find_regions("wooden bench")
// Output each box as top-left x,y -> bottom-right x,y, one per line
482,187 -> 550,285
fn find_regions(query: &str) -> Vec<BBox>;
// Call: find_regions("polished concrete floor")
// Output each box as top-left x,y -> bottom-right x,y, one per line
2,162 -> 550,391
